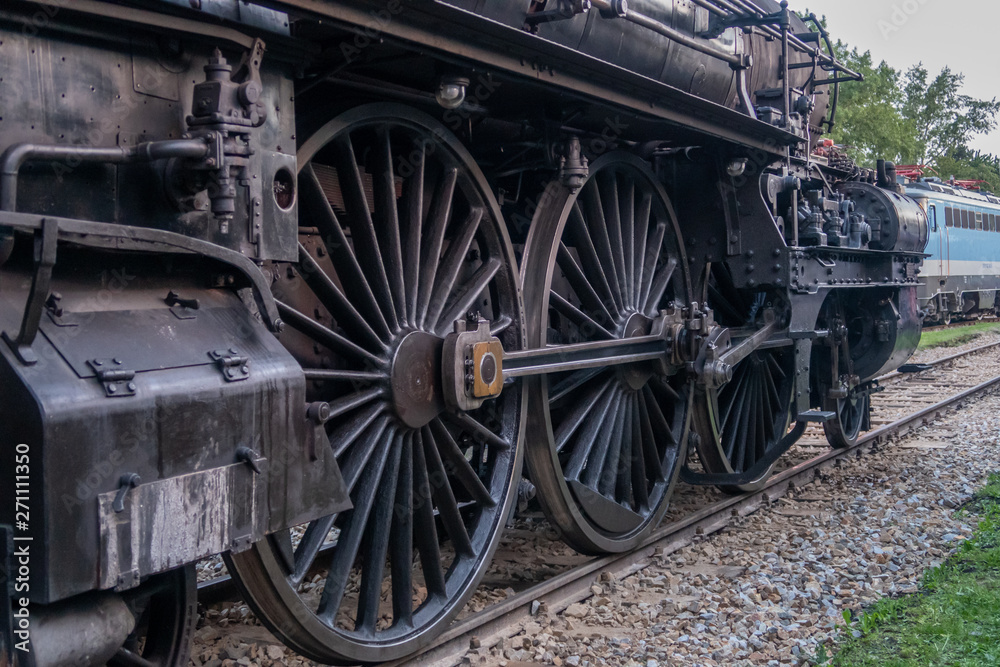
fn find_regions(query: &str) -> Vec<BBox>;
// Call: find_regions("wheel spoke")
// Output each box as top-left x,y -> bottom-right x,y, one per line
620,175 -> 636,310
632,191 -> 651,308
567,202 -> 621,316
557,242 -> 615,328
356,432 -> 404,635
297,244 -> 387,353
317,430 -> 393,623
276,300 -> 384,367
636,392 -> 665,482
628,394 -> 650,511
565,387 -> 622,482
593,394 -> 627,496
598,172 -> 629,307
400,142 -> 424,326
444,411 -> 510,450
720,365 -> 750,432
426,207 -> 484,327
637,223 -> 666,310
554,379 -> 615,452
549,367 -> 608,405
371,127 -> 408,325
389,433 -> 415,628
421,425 -> 475,558
644,257 -> 678,315
430,418 -> 495,507
434,257 -> 502,335
337,417 -> 392,492
641,385 -> 674,449
326,386 -> 385,423
291,515 -> 336,586
722,374 -> 749,460
581,180 -> 625,311
305,368 -> 385,385
417,168 -> 459,327
412,429 -> 447,598
549,290 -> 615,340
614,398 -> 634,504
333,134 -> 398,331
330,402 -> 385,460
299,165 -> 391,340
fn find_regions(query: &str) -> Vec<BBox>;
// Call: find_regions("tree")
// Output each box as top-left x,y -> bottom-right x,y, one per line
821,40 -> 1000,192
901,66 -> 1000,167
828,46 -> 917,164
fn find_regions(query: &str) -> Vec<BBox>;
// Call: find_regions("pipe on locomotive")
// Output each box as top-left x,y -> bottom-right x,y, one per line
589,0 -> 746,67
0,139 -> 209,212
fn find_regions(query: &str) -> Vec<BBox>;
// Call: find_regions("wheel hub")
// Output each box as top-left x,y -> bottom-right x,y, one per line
390,330 -> 445,428
618,312 -> 655,391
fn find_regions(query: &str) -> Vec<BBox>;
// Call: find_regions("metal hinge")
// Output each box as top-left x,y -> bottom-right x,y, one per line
88,358 -> 136,397
209,348 -> 250,382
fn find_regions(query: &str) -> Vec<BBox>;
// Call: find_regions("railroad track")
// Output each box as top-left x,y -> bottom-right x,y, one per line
194,340 -> 1000,664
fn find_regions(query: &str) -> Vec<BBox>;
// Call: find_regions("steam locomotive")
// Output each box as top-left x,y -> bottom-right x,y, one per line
0,1 -> 926,664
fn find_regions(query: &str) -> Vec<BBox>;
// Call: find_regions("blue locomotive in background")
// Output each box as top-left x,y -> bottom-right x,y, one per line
906,180 -> 1000,323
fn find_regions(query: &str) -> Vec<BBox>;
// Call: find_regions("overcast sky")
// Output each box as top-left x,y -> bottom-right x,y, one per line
802,1 -> 1000,158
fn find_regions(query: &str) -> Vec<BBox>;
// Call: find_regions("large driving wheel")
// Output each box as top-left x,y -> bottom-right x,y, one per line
692,263 -> 795,494
520,153 -> 692,555
225,104 -> 525,664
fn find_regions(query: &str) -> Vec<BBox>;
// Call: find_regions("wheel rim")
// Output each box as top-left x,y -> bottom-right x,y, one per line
693,263 -> 795,493
521,153 -> 692,555
815,293 -> 866,449
226,104 -> 524,663
109,565 -> 197,666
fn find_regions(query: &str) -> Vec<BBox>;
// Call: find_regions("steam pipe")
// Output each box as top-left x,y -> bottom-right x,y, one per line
590,0 -> 745,67
0,139 -> 209,212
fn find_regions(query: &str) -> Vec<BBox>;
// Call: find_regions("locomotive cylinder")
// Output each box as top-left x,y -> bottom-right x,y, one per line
26,592 -> 136,667
840,182 -> 929,253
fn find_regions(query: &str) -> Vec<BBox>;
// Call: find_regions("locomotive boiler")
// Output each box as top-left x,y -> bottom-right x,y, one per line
0,1 -> 926,664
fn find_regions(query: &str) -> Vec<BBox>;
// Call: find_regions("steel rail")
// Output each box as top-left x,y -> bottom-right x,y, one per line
877,339 -> 1000,383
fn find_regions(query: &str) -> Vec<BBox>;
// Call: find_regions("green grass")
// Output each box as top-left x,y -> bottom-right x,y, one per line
917,322 -> 1000,351
826,473 -> 1000,666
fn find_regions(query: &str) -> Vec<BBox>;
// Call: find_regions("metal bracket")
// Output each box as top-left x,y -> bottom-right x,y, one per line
88,359 -> 137,397
114,569 -> 141,592
2,218 -> 58,365
208,348 -> 250,382
524,0 -> 590,29
797,410 -> 836,423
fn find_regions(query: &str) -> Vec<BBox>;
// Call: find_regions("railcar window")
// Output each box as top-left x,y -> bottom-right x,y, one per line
990,213 -> 996,232
976,211 -> 983,230
945,207 -> 954,227
961,208 -> 969,229
928,205 -> 938,231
